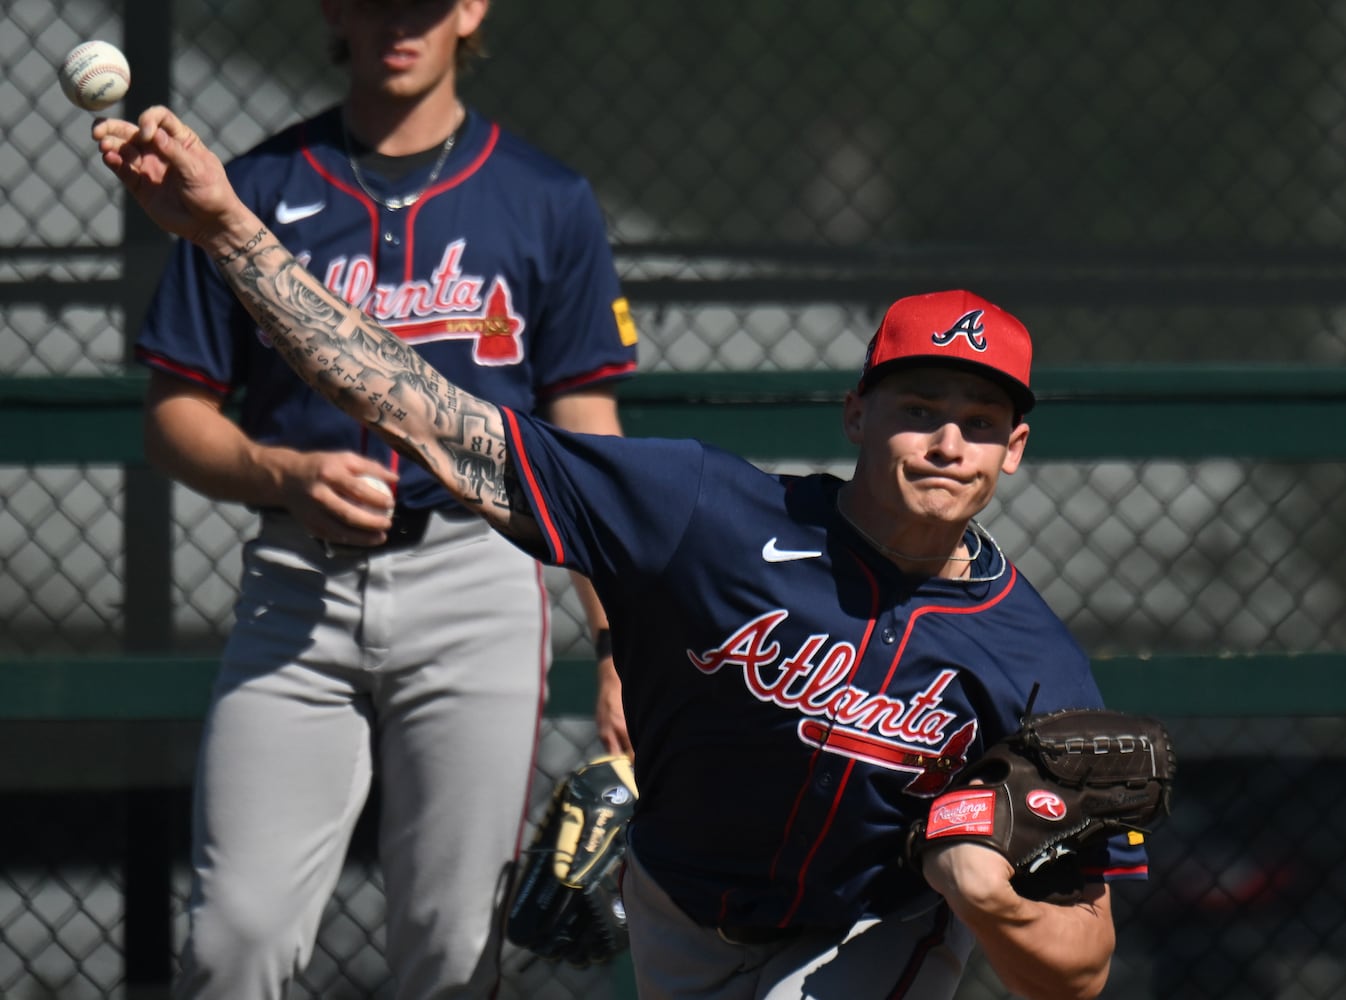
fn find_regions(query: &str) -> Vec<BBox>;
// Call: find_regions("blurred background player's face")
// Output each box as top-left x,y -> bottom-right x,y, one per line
323,0 -> 485,102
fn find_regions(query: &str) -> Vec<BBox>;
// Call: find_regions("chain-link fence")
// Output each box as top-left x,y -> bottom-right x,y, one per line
0,721 -> 620,1000
4,0 -> 1346,998
6,717 -> 1344,1000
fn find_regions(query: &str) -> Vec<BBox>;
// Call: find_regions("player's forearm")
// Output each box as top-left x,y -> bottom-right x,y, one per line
567,572 -> 610,640
143,384 -> 301,507
543,389 -> 624,439
954,891 -> 1113,1000
203,224 -> 540,540
924,848 -> 1113,1000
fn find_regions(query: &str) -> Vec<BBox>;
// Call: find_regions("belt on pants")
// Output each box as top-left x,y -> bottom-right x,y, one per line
378,505 -> 437,551
319,505 -> 449,556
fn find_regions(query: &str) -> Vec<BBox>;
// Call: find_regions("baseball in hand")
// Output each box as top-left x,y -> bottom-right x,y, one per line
59,40 -> 131,111
356,474 -> 395,516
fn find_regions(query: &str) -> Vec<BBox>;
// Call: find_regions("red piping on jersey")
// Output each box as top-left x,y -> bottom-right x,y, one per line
776,559 -> 1019,926
301,143 -> 380,263
135,347 -> 230,395
404,124 -> 499,282
354,425 -> 401,489
746,553 -> 880,927
302,124 -> 500,294
777,756 -> 857,925
1086,862 -> 1149,879
302,122 -> 497,474
884,903 -> 950,999
538,360 -> 640,401
874,566 -> 1019,697
501,407 -> 565,563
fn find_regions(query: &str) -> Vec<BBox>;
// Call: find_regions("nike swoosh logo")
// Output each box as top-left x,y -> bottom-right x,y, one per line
762,537 -> 823,563
274,200 -> 325,224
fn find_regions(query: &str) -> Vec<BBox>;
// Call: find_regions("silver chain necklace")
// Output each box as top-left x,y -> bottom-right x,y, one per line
342,112 -> 460,212
835,493 -> 1008,583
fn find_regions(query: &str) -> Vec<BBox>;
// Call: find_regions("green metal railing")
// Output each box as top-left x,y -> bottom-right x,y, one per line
5,365 -> 1346,719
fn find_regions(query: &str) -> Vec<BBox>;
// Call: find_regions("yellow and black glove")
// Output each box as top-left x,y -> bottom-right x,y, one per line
507,755 -> 638,967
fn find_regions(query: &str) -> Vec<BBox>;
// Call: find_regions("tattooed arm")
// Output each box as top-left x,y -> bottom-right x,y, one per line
95,106 -> 541,544
233,241 -> 540,538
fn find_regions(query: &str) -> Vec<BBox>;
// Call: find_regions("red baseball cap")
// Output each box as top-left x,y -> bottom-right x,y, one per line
857,290 -> 1035,414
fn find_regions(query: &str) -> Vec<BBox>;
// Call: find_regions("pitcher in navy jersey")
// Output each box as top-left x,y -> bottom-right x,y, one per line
98,99 -> 1146,998
128,2 -> 636,997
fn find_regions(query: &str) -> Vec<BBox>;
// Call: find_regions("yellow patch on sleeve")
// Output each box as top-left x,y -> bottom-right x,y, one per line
612,297 -> 639,346
1127,831 -> 1145,846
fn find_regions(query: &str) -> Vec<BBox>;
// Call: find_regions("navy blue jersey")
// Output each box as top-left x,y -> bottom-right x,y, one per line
137,106 -> 638,509
501,410 -> 1147,929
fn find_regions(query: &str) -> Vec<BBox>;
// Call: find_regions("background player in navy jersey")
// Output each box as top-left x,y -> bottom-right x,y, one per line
130,2 -> 635,997
97,106 -> 1147,1000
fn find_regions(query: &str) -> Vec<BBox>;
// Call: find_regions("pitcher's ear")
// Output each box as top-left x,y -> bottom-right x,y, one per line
842,390 -> 865,444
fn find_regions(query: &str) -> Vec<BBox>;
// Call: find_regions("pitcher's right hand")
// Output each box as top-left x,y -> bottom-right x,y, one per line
94,107 -> 256,253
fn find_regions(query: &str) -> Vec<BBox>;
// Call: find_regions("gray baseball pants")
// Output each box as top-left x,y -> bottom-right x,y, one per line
176,511 -> 549,999
621,848 -> 974,1000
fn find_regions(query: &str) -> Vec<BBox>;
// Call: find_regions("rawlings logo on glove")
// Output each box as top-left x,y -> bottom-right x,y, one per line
506,755 -> 638,967
906,695 -> 1177,900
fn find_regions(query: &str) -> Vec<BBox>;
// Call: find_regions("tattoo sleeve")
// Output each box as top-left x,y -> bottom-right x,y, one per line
216,231 -> 542,544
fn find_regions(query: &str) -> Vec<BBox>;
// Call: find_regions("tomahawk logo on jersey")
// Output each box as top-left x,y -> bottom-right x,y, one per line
304,240 -> 527,364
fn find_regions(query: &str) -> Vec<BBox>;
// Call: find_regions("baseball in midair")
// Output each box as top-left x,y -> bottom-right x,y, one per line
59,40 -> 131,112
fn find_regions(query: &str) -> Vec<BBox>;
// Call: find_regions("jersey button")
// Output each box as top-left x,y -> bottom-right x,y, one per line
881,627 -> 896,644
